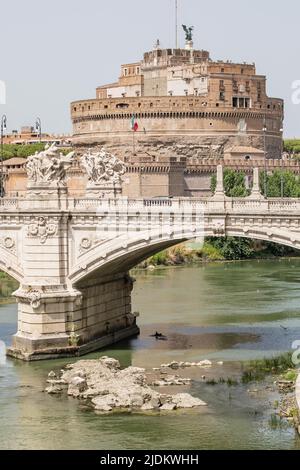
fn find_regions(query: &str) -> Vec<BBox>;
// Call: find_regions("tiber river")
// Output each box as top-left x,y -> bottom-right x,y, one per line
0,259 -> 300,450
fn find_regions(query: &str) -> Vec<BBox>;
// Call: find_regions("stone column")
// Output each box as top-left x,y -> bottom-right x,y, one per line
250,167 -> 264,199
213,165 -> 225,198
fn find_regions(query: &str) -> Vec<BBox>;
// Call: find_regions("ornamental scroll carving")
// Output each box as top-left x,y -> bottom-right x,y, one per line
26,143 -> 75,185
27,217 -> 57,244
80,149 -> 126,185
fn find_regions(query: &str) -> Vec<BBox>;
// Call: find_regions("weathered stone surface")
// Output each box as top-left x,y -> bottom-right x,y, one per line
46,356 -> 207,413
160,403 -> 176,411
152,375 -> 191,387
159,359 -> 213,370
197,360 -> 212,367
45,384 -> 63,394
68,376 -> 87,397
171,393 -> 207,408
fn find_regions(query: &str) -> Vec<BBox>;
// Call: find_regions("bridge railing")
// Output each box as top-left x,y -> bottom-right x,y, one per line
0,198 -> 19,210
1,195 -> 300,214
72,196 -> 300,213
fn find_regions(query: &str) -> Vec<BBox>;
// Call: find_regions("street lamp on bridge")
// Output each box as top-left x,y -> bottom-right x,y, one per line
280,126 -> 284,198
0,114 -> 7,198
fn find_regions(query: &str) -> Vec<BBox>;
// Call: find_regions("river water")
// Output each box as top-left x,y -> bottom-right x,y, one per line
0,259 -> 300,450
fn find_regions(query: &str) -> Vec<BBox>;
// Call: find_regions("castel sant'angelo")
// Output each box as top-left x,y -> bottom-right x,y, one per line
70,27 -> 284,197
4,27 -> 286,200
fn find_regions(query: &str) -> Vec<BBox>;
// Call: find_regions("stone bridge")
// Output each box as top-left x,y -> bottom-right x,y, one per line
1,146 -> 300,360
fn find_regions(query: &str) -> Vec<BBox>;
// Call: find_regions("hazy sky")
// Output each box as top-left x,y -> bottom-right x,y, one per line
1,0 -> 300,137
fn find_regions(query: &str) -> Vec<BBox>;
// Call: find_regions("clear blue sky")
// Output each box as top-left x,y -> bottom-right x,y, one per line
0,0 -> 299,137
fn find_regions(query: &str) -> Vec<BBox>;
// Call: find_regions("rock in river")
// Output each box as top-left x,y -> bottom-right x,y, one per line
45,356 -> 207,413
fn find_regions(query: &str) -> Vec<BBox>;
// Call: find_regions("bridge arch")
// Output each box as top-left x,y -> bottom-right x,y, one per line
0,246 -> 23,284
69,226 -> 299,286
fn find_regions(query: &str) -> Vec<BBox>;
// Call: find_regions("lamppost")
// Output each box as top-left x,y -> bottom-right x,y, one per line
280,127 -> 284,198
0,115 -> 7,198
35,117 -> 42,142
263,117 -> 267,197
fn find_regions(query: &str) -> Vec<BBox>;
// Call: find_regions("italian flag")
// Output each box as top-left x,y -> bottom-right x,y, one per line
131,114 -> 138,132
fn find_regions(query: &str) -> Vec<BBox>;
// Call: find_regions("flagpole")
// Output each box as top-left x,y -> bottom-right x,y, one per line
132,130 -> 136,156
175,0 -> 178,49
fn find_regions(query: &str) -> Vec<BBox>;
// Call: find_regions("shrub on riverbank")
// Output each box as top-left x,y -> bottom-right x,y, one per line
139,238 -> 300,268
241,353 -> 296,384
139,244 -> 200,268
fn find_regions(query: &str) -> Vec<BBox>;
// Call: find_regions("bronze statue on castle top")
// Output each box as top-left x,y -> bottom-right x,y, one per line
182,24 -> 194,42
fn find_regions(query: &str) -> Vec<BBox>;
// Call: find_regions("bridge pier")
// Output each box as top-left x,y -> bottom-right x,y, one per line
7,274 -> 139,361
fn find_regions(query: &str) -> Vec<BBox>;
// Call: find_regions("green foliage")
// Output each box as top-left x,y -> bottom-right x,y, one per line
149,251 -> 168,266
283,370 -> 298,382
0,143 -> 72,160
284,139 -> 300,155
211,167 -> 300,199
200,242 -> 224,261
1,143 -> 46,160
241,353 -> 296,385
259,169 -> 300,197
211,169 -> 250,197
205,237 -> 254,260
262,241 -> 296,257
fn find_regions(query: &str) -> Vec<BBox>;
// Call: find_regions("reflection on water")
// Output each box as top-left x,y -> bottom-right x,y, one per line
0,260 -> 300,449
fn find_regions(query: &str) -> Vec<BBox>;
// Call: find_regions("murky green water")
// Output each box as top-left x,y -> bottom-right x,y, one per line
0,259 -> 300,450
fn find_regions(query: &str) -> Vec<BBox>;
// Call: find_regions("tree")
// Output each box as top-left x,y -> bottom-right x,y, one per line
259,170 -> 300,197
211,168 -> 250,197
205,237 -> 254,260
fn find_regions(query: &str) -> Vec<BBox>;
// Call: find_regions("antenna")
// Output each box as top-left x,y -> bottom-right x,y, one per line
175,0 -> 178,48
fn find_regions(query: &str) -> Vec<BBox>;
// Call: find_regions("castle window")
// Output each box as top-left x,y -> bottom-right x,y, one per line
241,68 -> 244,74
221,68 -> 225,73
124,68 -> 128,76
232,96 -> 250,108
219,91 -> 225,101
74,107 -> 77,112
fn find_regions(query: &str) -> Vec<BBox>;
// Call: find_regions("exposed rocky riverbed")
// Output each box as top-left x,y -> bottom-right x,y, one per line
45,356 -> 207,412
